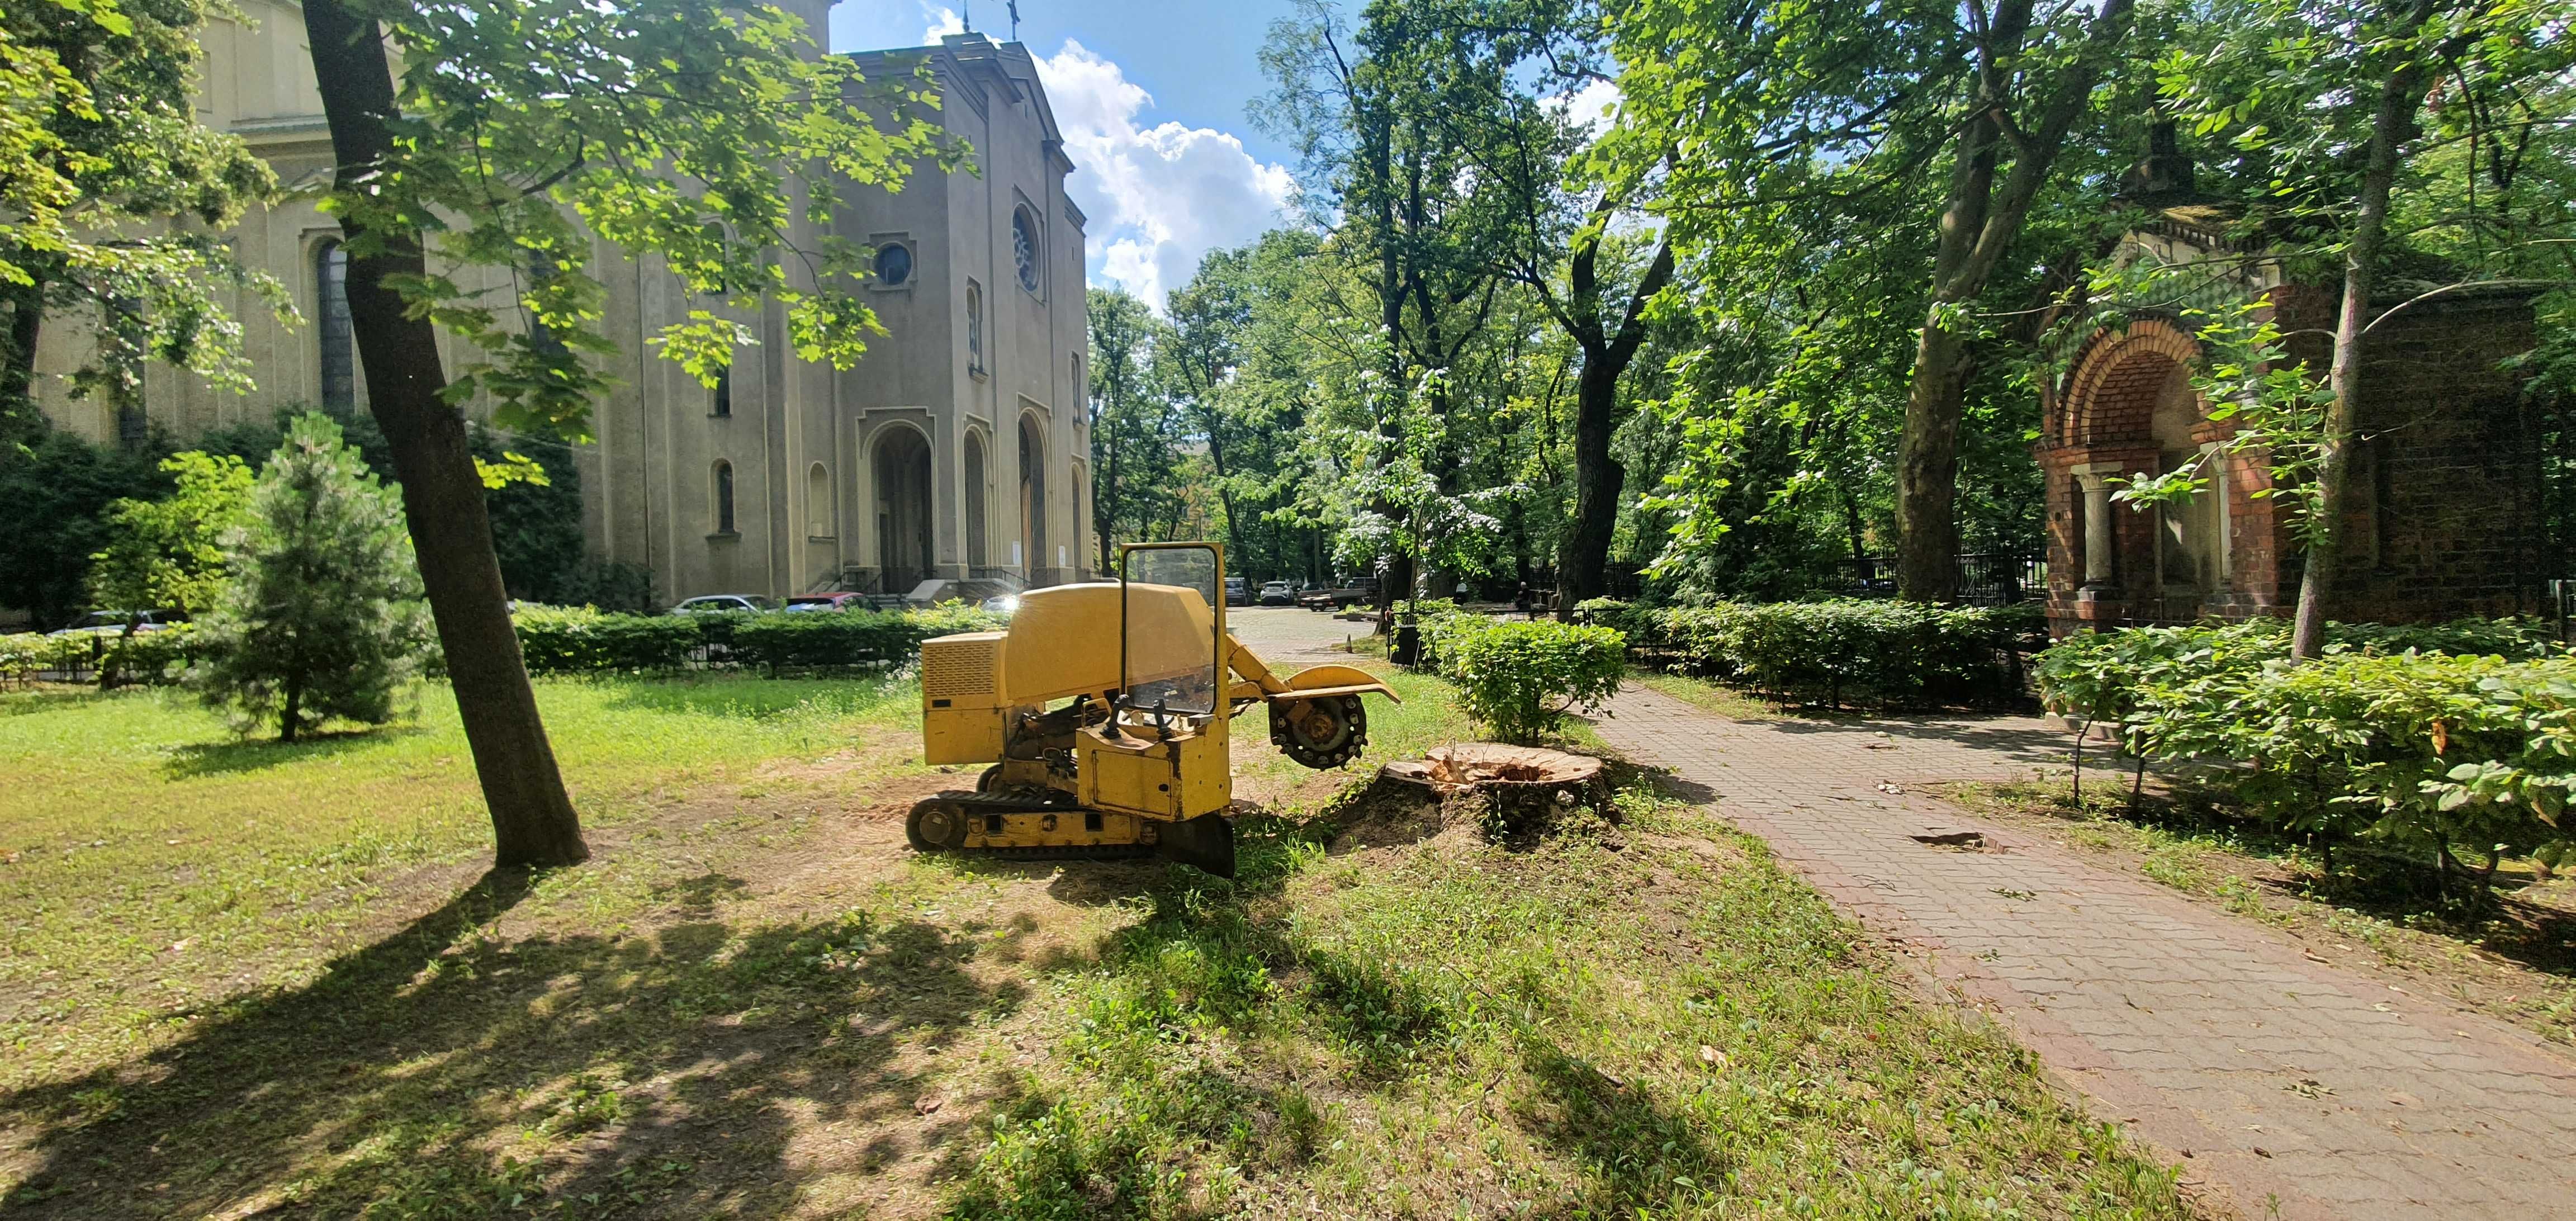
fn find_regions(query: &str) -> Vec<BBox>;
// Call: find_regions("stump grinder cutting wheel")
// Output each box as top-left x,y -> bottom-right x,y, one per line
908,542 -> 1399,878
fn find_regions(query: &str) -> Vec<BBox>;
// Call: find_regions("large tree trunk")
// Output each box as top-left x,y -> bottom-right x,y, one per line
301,0 -> 588,867
1893,0 -> 2133,602
2292,3 -> 2439,660
1557,356 -> 1626,612
1552,235 -> 1674,615
1896,321 -> 1974,600
1,277 -> 41,434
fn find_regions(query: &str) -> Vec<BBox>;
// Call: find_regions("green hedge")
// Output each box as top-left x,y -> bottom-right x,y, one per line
511,602 -> 1008,675
1617,599 -> 2037,709
511,605 -> 703,674
2035,617 -> 2568,730
2035,619 -> 2575,885
0,624 -> 202,685
1420,612 -> 1625,743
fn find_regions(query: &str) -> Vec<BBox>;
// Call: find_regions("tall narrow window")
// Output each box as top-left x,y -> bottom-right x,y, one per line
806,462 -> 831,537
713,460 -> 736,534
316,242 -> 354,411
965,281 -> 984,371
711,366 -> 732,418
964,432 -> 988,568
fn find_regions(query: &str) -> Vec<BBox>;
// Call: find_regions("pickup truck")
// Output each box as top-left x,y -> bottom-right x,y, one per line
1298,579 -> 1380,610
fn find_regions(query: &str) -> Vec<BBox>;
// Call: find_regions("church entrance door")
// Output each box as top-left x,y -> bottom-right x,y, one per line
874,427 -> 935,593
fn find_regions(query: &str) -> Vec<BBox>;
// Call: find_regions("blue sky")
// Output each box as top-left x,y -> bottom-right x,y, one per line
827,1 -> 1317,307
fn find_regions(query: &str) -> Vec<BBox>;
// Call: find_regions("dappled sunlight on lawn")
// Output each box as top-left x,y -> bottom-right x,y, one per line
0,675 -> 928,1093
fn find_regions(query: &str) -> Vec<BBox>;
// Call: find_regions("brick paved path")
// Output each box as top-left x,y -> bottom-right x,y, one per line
1593,684 -> 2576,1220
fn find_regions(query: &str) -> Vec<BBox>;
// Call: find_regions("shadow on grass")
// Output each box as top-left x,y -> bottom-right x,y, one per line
0,860 -> 1030,1219
0,688 -> 121,717
159,725 -> 417,778
1512,1036 -> 1730,1217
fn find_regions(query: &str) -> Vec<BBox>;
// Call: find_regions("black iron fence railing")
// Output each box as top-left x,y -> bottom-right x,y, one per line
1847,553 -> 2045,605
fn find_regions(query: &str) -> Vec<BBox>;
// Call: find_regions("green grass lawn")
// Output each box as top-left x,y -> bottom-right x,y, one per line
0,676 -> 922,1089
0,666 -> 2187,1218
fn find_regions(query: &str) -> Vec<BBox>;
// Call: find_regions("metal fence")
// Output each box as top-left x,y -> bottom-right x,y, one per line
1848,553 -> 2046,605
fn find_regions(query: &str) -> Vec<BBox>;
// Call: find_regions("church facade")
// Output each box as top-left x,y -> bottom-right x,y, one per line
27,18 -> 1094,603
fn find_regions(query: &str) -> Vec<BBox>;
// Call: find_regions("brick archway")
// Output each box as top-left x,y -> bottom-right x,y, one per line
2057,318 -> 2199,448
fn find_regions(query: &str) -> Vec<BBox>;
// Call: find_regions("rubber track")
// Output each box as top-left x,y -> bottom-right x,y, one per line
929,791 -> 1157,862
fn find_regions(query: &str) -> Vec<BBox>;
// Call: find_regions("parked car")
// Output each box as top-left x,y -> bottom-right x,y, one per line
783,593 -> 866,613
671,594 -> 777,615
49,609 -> 181,637
1258,580 -> 1297,606
1224,576 -> 1250,607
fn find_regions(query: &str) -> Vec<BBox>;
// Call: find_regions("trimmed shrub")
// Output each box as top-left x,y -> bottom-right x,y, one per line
2036,617 -> 2569,741
1432,617 -> 1626,744
509,602 -> 1009,676
513,605 -> 702,674
1718,599 -> 2023,708
2035,618 -> 2576,891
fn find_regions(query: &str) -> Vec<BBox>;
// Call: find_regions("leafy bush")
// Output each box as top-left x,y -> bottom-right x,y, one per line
1658,599 -> 2023,708
2037,617 -> 2569,738
0,632 -> 87,682
1432,618 -> 1626,744
509,601 -> 1008,676
2035,618 -> 2576,892
730,612 -> 919,671
512,605 -> 702,674
1640,604 -> 1750,678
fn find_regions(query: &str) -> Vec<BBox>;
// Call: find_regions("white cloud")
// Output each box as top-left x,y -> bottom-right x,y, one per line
918,4 -> 963,43
1551,79 -> 1621,135
1033,40 -> 1293,309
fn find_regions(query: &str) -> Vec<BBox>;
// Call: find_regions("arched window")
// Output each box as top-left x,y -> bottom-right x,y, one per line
712,460 -> 736,535
806,462 -> 831,538
315,241 -> 354,411
965,281 -> 984,371
1011,206 -> 1041,294
711,366 -> 732,418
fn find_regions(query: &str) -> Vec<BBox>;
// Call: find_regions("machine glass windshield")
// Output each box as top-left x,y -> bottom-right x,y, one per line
1120,545 -> 1221,717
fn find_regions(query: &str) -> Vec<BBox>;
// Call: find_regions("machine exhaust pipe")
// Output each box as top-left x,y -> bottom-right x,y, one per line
1156,813 -> 1237,879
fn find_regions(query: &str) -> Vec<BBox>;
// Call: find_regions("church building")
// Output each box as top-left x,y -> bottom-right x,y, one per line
25,16 -> 1093,604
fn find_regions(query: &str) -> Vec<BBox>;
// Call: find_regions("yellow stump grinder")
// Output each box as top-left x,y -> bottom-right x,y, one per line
909,542 -> 1395,877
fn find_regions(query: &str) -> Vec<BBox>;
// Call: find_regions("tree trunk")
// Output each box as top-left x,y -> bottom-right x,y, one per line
1556,353 -> 1626,613
2292,4 -> 2438,661
301,0 -> 588,868
1893,0 -> 2134,602
1896,320 -> 1974,601
1,278 -> 40,433
281,670 -> 302,744
1552,235 -> 1674,616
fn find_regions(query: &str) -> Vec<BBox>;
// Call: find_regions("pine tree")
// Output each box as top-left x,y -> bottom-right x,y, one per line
195,414 -> 430,742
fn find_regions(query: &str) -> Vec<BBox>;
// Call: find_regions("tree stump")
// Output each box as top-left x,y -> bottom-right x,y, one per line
1379,744 -> 1607,837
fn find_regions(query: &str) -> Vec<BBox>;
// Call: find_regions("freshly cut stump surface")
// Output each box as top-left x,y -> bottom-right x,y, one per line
1380,744 -> 1607,836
